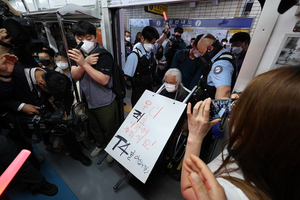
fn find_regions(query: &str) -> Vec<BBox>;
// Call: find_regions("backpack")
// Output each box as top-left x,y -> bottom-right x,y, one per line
131,48 -> 156,86
92,48 -> 126,100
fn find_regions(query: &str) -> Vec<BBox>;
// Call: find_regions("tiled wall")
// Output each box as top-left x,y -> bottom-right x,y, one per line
123,0 -> 262,38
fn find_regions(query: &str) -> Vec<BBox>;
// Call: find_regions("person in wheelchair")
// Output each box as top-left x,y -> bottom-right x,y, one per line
155,69 -> 190,180
160,68 -> 189,102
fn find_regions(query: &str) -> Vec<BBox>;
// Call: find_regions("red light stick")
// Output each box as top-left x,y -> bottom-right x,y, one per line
0,149 -> 31,195
163,12 -> 168,21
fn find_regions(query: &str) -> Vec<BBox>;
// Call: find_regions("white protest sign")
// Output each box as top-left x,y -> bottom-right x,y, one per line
105,90 -> 186,183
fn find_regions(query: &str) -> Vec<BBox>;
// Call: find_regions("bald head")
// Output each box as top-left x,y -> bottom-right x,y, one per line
197,34 -> 216,55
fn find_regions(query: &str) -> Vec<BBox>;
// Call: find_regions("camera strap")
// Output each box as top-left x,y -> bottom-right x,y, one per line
0,40 -> 15,48
29,68 -> 41,105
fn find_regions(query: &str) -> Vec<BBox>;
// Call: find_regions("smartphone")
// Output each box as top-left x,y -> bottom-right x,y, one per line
209,99 -> 236,120
75,41 -> 84,50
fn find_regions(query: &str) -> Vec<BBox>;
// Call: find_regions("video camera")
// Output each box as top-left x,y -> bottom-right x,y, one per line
169,34 -> 182,50
0,1 -> 43,66
0,104 -> 88,143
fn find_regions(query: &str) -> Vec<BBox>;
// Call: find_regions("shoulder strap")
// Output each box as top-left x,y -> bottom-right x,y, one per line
178,49 -> 189,67
91,48 -> 112,58
221,176 -> 271,200
214,52 -> 237,90
132,48 -> 143,58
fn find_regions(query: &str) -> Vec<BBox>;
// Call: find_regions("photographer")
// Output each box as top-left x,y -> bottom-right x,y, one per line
0,28 -> 58,196
0,28 -> 17,98
0,1 -> 92,166
164,27 -> 186,71
3,65 -> 92,166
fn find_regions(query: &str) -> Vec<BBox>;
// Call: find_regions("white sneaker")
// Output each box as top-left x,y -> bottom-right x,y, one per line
106,154 -> 114,163
90,147 -> 103,157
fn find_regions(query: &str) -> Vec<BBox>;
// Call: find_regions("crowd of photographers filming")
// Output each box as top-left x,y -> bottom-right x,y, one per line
0,3 -> 299,199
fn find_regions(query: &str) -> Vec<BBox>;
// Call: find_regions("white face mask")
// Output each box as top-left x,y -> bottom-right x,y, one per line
56,62 -> 69,70
143,43 -> 154,52
165,83 -> 177,93
81,40 -> 95,54
231,46 -> 243,55
125,37 -> 131,42
193,49 -> 202,58
222,42 -> 227,46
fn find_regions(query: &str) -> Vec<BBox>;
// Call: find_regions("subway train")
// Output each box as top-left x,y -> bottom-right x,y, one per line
0,0 -> 299,199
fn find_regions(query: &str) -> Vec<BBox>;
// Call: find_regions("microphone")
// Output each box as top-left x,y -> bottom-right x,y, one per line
212,109 -> 227,139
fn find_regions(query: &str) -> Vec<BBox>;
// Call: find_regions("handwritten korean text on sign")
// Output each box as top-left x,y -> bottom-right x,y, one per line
105,90 -> 186,183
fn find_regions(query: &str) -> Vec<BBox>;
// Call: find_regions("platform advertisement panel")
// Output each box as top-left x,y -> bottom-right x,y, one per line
130,18 -> 253,45
105,90 -> 186,183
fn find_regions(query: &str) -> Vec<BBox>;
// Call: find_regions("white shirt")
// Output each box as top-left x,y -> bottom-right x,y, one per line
17,68 -> 46,111
208,150 -> 249,200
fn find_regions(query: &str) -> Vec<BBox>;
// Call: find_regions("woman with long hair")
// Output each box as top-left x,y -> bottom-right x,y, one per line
181,66 -> 300,200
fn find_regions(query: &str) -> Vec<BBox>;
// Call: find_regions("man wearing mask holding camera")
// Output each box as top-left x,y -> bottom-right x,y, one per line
165,27 -> 186,71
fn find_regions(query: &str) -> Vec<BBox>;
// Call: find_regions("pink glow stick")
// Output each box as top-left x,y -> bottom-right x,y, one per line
163,12 -> 167,21
0,149 -> 31,195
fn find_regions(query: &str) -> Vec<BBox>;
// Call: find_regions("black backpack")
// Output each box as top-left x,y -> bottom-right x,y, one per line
92,48 -> 126,100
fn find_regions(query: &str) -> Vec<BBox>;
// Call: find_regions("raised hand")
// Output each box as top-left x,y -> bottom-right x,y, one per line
183,154 -> 227,200
0,54 -> 18,76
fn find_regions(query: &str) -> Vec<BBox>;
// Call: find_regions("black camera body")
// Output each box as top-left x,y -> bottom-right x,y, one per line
0,105 -> 87,143
169,34 -> 183,50
0,106 -> 67,131
0,1 -> 43,66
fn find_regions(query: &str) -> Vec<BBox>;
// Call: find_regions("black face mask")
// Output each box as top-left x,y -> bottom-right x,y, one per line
201,40 -> 223,63
40,59 -> 51,66
175,35 -> 181,39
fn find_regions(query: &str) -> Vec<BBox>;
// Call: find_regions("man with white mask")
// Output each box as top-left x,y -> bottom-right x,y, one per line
123,26 -> 160,107
229,32 -> 250,74
55,51 -> 71,79
69,21 -> 118,161
124,30 -> 132,59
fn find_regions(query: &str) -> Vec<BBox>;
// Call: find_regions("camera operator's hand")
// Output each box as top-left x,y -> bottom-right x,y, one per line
85,53 -> 99,65
21,104 -> 40,115
0,53 -> 18,82
164,23 -> 171,35
169,41 -> 173,49
0,29 -> 13,55
62,111 -> 67,120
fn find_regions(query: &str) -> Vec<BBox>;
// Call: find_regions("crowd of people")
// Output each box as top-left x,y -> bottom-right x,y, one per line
123,24 -> 299,200
1,2 -> 298,198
